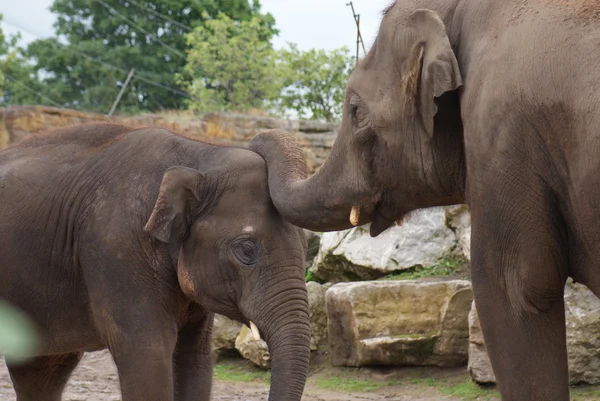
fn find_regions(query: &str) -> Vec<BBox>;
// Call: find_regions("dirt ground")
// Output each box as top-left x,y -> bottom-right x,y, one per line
0,350 -> 598,401
0,351 -> 481,401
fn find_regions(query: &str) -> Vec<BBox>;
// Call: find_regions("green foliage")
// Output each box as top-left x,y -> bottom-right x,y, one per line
572,385 -> 600,401
18,0 -> 275,113
305,269 -> 319,283
0,15 -> 45,106
181,17 -> 353,120
276,44 -> 354,122
181,12 -> 281,113
0,301 -> 38,362
213,360 -> 270,383
382,257 -> 468,280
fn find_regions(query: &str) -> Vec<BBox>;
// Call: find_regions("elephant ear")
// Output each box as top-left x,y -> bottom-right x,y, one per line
407,9 -> 463,138
144,166 -> 205,243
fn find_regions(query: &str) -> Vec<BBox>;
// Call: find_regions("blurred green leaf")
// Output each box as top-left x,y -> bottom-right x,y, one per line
0,301 -> 38,361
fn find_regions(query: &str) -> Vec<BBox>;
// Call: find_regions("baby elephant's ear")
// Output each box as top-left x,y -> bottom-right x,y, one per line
144,166 -> 204,243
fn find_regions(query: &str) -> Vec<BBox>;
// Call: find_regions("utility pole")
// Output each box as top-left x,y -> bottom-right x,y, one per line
108,68 -> 135,116
346,1 -> 366,66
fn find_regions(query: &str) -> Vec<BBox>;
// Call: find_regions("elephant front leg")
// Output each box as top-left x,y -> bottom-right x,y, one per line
173,308 -> 214,401
110,332 -> 177,401
470,187 -> 570,400
98,306 -> 178,401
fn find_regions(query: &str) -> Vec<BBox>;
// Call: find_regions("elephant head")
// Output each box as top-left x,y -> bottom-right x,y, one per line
250,2 -> 466,237
144,153 -> 310,401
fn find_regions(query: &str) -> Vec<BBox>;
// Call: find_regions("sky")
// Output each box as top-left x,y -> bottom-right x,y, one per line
0,0 -> 391,54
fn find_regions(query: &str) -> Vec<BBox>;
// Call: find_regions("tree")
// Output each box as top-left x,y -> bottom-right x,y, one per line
20,0 -> 276,113
277,44 -> 354,122
0,23 -> 5,98
181,12 -> 283,113
0,15 -> 46,106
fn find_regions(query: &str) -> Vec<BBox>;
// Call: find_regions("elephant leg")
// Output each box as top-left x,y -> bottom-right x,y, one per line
107,323 -> 177,401
94,300 -> 178,401
83,256 -> 180,401
470,185 -> 570,400
7,352 -> 82,401
108,332 -> 177,401
173,308 -> 214,401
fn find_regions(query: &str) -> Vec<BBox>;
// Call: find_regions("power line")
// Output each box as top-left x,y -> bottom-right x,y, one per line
1,18 -> 192,99
127,0 -> 193,32
93,0 -> 186,59
3,73 -> 64,108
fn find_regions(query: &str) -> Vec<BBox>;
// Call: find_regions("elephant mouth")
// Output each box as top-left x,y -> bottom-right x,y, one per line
368,199 -> 401,237
369,203 -> 396,237
345,189 -> 402,237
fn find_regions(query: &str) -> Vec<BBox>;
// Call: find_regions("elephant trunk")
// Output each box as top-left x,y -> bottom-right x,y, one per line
249,129 -> 378,232
266,323 -> 311,401
253,279 -> 311,401
244,274 -> 310,401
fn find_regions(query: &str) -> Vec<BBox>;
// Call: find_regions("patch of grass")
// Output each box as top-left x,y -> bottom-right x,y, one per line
383,257 -> 468,280
406,376 -> 437,387
305,269 -> 320,283
315,376 -> 381,392
213,361 -> 270,384
571,385 -> 600,400
314,370 -> 500,400
439,380 -> 500,400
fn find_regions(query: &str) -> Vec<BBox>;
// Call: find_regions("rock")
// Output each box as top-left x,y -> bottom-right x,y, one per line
235,325 -> 270,369
466,301 -> 495,383
307,282 -> 330,351
445,205 -> 471,261
565,281 -> 600,383
0,106 -> 338,173
0,106 -> 106,150
232,282 -> 329,366
310,208 -> 458,282
298,119 -> 339,133
212,314 -> 243,361
202,112 -> 299,143
325,280 -> 473,367
468,280 -> 600,385
304,230 -> 322,269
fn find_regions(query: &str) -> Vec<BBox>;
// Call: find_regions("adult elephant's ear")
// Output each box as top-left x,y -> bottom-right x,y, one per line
407,9 -> 463,138
144,167 -> 205,243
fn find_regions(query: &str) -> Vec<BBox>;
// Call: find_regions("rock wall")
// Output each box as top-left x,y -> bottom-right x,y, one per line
0,106 -> 337,173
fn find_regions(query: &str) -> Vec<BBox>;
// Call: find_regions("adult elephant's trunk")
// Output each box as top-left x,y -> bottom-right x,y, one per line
249,129 -> 378,232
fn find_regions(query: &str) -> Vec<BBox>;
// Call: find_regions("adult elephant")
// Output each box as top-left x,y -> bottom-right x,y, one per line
0,123 -> 310,401
251,0 -> 600,399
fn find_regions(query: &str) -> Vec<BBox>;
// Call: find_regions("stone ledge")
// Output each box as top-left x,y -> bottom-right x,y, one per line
325,280 -> 473,368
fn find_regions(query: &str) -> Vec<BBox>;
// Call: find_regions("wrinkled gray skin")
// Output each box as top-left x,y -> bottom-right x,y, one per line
251,1 -> 600,400
0,123 -> 310,401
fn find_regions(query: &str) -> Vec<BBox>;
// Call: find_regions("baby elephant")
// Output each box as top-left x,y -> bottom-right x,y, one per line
0,123 -> 310,401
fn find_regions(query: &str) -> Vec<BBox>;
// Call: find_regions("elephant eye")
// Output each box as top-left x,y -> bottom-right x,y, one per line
232,239 -> 259,267
349,104 -> 359,125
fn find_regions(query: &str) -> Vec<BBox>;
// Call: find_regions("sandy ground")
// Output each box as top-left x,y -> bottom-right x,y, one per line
0,350 -> 476,401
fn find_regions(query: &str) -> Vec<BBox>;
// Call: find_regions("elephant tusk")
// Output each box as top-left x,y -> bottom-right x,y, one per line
350,205 -> 360,226
249,321 -> 261,342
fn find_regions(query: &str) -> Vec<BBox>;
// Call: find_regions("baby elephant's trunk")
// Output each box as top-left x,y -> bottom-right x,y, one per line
257,279 -> 311,401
